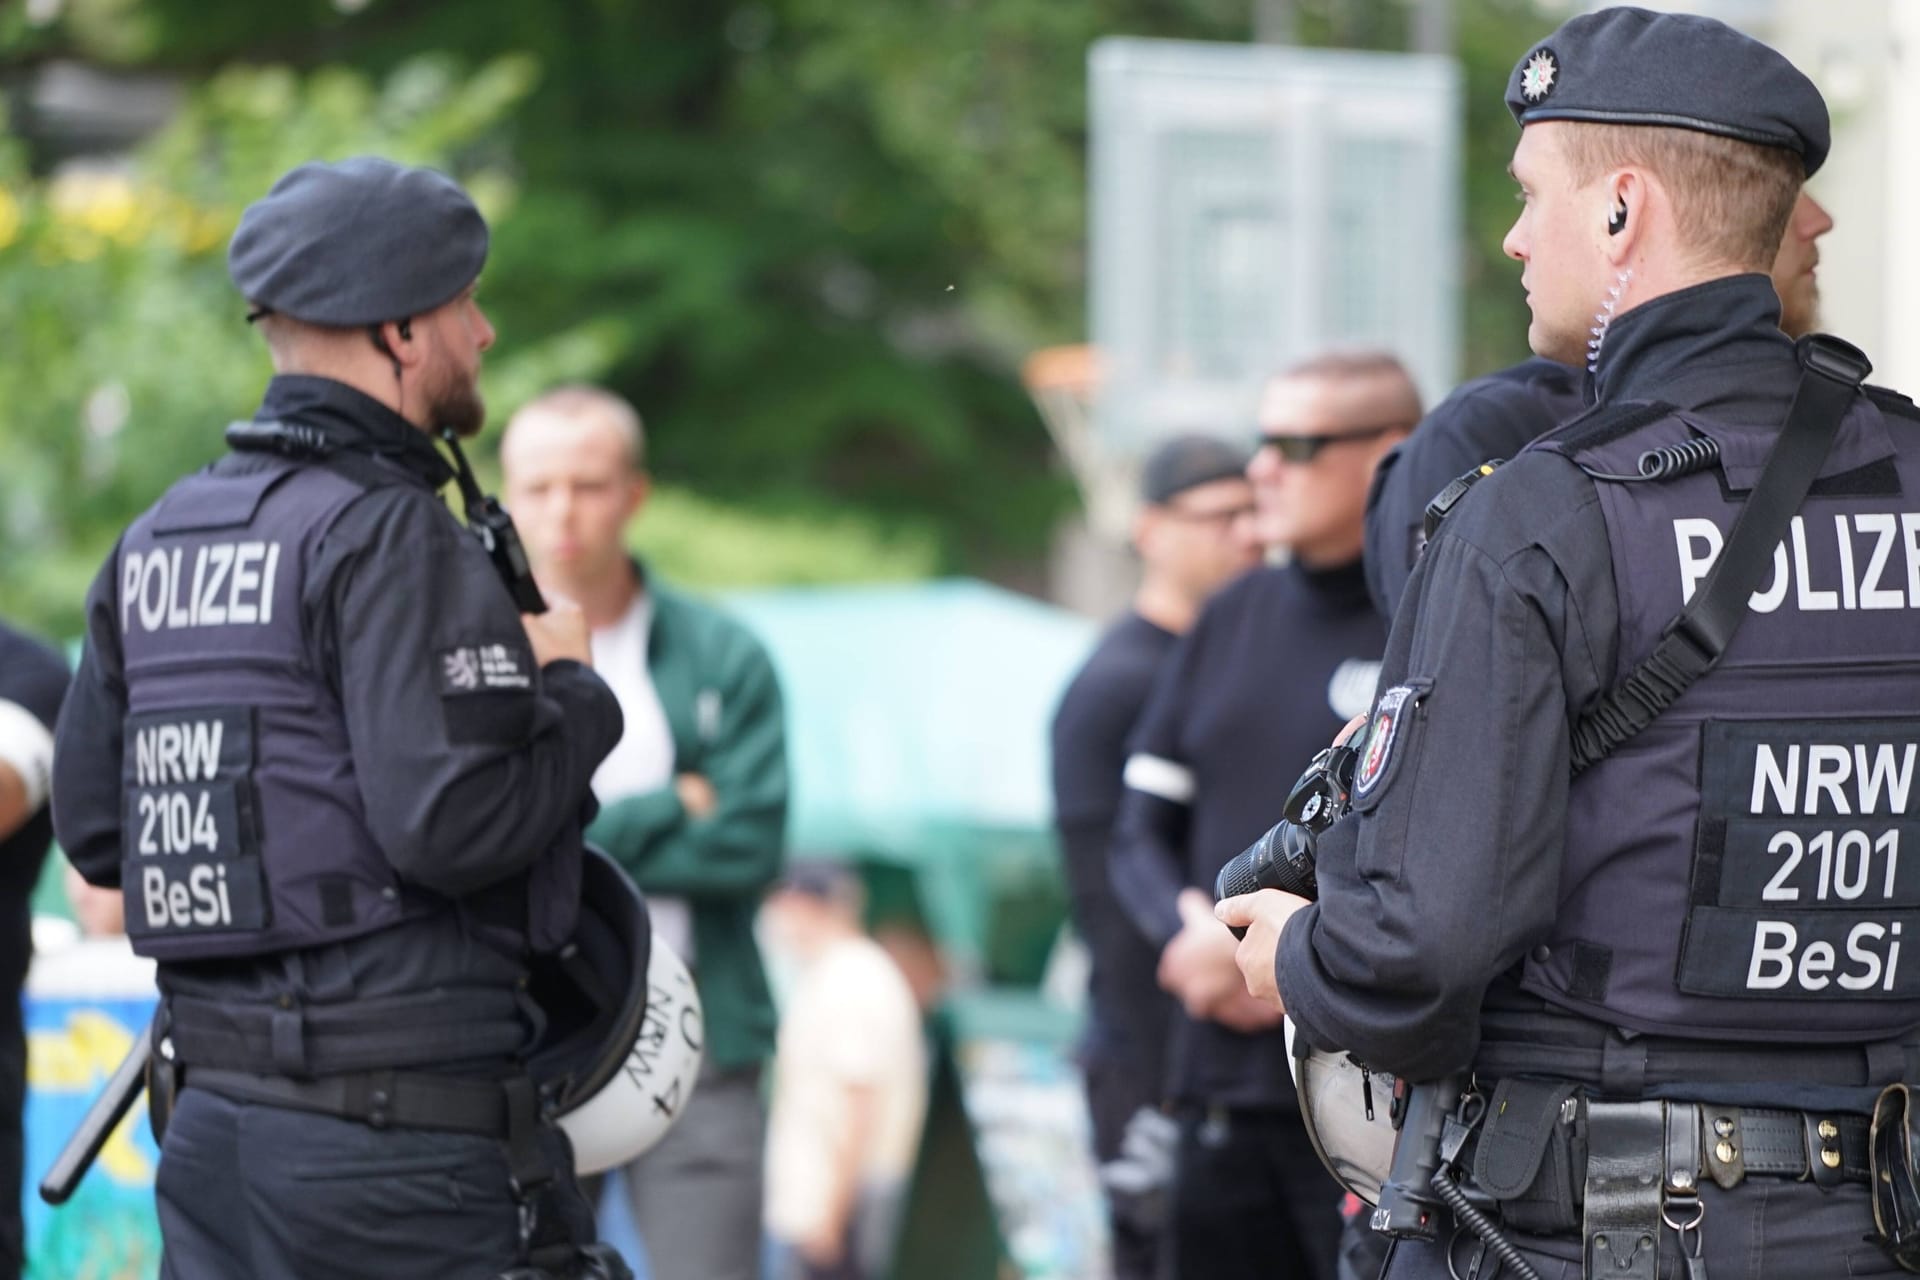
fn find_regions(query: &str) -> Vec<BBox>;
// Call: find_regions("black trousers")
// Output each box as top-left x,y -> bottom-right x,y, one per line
155,1087 -> 601,1280
1084,1053 -> 1164,1280
1378,1176 -> 1904,1280
1164,1106 -> 1343,1280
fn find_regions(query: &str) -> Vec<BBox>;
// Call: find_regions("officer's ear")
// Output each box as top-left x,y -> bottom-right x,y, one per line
374,317 -> 427,372
1601,169 -> 1648,263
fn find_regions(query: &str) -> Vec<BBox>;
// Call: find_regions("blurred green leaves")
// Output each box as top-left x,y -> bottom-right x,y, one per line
1,0 -> 1549,640
0,55 -> 535,635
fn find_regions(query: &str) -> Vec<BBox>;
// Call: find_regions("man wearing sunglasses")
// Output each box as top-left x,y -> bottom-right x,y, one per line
1108,352 -> 1418,1280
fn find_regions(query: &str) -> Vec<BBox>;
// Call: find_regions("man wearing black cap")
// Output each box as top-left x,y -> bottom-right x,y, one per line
1112,352 -> 1417,1280
1050,433 -> 1257,1280
1222,9 -> 1920,1277
52,157 -> 628,1279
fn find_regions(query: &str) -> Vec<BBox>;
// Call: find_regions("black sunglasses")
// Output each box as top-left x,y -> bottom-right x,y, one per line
1256,421 -> 1408,463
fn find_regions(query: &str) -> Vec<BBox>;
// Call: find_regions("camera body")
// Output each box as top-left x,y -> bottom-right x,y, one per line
1213,742 -> 1358,908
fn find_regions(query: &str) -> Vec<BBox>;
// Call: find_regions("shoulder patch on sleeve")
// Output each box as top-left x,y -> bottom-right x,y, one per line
1354,680 -> 1431,802
437,640 -> 535,696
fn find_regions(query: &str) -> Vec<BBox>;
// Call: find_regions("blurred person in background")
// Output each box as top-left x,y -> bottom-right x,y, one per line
760,864 -> 927,1280
1110,352 -> 1417,1280
1049,433 -> 1257,1280
503,386 -> 788,1280
1365,189 -> 1833,620
0,621 -> 67,1278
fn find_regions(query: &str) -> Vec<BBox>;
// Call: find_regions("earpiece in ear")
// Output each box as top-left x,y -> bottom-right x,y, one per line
1608,202 -> 1628,236
397,318 -> 413,341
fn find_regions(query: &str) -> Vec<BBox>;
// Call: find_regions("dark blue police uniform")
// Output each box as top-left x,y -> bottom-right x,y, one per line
52,160 -> 626,1280
1114,561 -> 1384,1280
1276,12 -> 1920,1277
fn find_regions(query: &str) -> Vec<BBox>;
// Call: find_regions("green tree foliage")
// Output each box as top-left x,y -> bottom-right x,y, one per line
2,0 -> 1551,637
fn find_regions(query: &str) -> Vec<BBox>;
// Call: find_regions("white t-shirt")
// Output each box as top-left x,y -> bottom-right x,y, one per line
589,593 -> 693,961
765,935 -> 928,1244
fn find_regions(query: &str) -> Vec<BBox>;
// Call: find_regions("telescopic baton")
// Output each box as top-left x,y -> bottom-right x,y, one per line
39,1030 -> 150,1205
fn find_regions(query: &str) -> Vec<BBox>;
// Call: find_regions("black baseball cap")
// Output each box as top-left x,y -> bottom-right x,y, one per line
1140,434 -> 1251,505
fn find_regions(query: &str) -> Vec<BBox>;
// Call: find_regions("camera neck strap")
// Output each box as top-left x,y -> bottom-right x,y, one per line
1568,334 -> 1872,776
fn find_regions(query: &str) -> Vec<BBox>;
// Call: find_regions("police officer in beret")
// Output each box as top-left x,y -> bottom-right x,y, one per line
53,157 -> 630,1279
1220,8 -> 1920,1277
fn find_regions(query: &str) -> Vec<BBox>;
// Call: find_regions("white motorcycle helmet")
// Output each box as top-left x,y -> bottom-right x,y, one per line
529,848 -> 705,1176
1286,1016 -> 1400,1204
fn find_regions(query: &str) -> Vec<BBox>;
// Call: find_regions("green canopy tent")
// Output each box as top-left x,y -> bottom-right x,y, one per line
722,578 -> 1107,1280
722,578 -> 1097,986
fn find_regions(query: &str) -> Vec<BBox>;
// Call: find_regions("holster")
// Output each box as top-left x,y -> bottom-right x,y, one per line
1469,1076 -> 1585,1234
1871,1084 -> 1920,1273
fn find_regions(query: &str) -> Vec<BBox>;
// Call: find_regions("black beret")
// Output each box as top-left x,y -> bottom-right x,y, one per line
1506,6 -> 1829,177
1140,434 -> 1250,505
228,156 -> 489,326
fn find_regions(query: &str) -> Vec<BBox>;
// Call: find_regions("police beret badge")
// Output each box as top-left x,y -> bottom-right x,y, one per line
1520,48 -> 1558,103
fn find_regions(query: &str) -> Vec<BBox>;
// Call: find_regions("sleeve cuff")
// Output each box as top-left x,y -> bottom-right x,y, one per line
542,660 -> 624,753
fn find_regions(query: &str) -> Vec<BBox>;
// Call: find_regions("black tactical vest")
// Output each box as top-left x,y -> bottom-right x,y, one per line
115,452 -> 443,960
1519,393 -> 1920,1044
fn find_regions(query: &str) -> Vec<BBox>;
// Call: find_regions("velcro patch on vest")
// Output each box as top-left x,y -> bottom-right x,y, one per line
1353,680 -> 1431,808
121,706 -> 269,938
1678,718 -> 1920,1000
436,640 -> 535,696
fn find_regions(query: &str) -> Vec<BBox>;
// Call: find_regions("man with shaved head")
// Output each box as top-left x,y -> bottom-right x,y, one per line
503,386 -> 788,1280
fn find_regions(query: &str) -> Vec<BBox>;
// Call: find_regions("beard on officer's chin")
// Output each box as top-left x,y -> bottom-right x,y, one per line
431,376 -> 487,439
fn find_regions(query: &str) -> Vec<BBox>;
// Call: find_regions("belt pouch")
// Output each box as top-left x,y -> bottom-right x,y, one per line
1584,1100 -> 1663,1280
1871,1084 -> 1920,1273
1471,1076 -> 1583,1234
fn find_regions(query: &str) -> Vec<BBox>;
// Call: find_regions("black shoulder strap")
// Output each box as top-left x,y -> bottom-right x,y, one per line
1568,335 -> 1872,776
226,419 -> 414,493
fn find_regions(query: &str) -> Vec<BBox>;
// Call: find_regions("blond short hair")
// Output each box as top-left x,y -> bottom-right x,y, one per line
1559,124 -> 1802,271
507,384 -> 647,470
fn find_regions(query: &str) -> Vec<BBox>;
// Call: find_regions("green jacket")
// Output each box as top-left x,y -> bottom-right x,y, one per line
587,566 -> 788,1071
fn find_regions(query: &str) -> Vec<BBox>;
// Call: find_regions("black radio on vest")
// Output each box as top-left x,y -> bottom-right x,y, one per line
440,427 -> 547,615
1214,742 -> 1358,922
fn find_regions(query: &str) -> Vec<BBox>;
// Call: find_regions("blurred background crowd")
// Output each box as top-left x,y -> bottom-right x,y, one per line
2,0 -> 1917,1278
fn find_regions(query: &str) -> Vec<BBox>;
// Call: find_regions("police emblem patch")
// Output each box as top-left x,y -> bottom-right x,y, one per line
1520,48 -> 1558,102
1355,684 -> 1417,798
442,647 -> 480,691
437,641 -> 534,696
